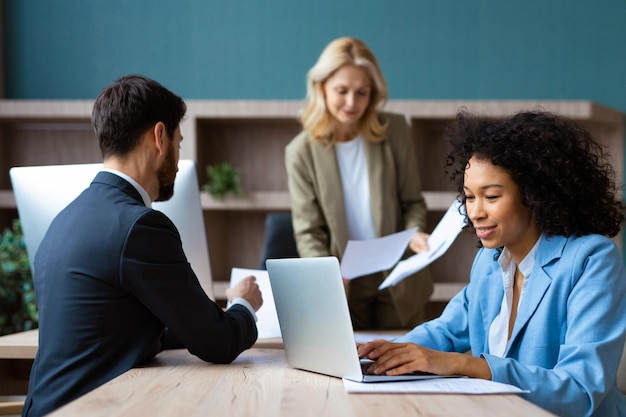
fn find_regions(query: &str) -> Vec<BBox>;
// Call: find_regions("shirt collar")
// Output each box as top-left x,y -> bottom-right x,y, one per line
498,234 -> 542,277
102,168 -> 152,207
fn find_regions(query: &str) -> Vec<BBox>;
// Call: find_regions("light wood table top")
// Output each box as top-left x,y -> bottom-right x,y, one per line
47,338 -> 555,417
0,329 -> 38,359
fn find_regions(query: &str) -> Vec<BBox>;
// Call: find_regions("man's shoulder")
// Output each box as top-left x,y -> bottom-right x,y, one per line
133,207 -> 177,230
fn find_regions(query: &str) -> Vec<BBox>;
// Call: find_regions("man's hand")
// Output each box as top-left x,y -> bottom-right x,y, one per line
226,275 -> 263,311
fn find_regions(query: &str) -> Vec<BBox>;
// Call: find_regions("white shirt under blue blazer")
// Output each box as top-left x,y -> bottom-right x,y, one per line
396,233 -> 626,417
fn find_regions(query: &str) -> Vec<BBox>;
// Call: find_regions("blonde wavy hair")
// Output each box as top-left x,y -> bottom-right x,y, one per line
300,37 -> 389,145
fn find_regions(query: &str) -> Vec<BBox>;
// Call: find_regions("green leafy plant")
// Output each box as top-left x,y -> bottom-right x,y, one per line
0,219 -> 38,335
202,163 -> 244,200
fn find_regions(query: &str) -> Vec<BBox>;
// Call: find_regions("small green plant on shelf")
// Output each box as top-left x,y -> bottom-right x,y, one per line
0,219 -> 38,336
202,163 -> 244,200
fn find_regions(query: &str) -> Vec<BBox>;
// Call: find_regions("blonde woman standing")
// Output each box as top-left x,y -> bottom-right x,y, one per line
285,37 -> 433,330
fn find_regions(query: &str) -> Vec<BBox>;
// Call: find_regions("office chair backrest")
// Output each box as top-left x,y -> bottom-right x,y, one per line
258,212 -> 299,269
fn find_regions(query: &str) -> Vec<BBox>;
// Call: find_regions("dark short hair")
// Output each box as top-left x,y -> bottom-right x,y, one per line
91,75 -> 187,158
444,110 -> 625,238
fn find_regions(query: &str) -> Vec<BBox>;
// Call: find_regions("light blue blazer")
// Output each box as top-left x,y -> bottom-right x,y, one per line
397,234 -> 626,417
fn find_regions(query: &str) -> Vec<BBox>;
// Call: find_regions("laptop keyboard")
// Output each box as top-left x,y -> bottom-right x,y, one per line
360,360 -> 437,377
361,361 -> 376,375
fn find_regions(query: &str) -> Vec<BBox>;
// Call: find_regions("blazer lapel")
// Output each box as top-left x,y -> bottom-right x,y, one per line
507,268 -> 551,349
310,143 -> 349,254
506,235 -> 564,352
481,267 -> 505,335
364,140 -> 384,236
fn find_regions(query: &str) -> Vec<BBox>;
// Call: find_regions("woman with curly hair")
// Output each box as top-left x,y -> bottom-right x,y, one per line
357,110 -> 626,417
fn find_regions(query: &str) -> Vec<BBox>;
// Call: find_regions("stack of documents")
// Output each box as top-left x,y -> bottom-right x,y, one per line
340,199 -> 466,289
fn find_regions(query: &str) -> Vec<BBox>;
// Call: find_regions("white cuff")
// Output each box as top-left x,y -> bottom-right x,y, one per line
227,297 -> 258,322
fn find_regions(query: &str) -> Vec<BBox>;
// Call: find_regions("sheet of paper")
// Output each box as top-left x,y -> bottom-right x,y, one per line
343,377 -> 529,394
353,332 -> 401,344
340,227 -> 418,279
229,268 -> 281,339
379,200 -> 466,289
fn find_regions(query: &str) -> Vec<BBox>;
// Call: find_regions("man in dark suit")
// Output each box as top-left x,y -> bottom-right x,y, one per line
22,75 -> 263,417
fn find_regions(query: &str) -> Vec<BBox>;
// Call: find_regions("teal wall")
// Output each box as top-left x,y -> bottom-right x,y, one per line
4,0 -> 626,114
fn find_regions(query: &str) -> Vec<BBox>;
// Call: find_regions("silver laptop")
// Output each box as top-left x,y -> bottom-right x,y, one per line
266,256 -> 441,382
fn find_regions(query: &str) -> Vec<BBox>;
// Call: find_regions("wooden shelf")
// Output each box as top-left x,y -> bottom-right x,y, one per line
0,190 -> 15,208
1,99 -> 623,305
201,191 -> 291,211
199,191 -> 456,211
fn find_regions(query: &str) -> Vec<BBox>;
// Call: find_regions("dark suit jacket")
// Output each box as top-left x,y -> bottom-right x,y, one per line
22,172 -> 257,417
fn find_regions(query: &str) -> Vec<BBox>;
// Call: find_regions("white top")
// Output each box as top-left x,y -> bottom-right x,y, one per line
335,136 -> 376,240
488,237 -> 541,357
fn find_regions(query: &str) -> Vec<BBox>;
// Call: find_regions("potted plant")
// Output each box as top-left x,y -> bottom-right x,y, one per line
0,219 -> 38,335
202,162 -> 244,200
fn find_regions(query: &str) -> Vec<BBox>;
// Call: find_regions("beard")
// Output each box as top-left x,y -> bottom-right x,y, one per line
155,142 -> 178,202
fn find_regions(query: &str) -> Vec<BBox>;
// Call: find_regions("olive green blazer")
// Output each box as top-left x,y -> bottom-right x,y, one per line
285,112 -> 433,326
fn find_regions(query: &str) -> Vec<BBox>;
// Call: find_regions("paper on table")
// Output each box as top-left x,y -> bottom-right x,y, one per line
379,200 -> 466,290
340,227 -> 418,280
229,268 -> 281,339
343,377 -> 529,394
353,332 -> 401,344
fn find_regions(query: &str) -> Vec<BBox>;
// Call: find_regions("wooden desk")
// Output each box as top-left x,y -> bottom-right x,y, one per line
0,329 -> 37,414
0,330 -> 38,397
0,330 -> 38,360
47,339 -> 555,417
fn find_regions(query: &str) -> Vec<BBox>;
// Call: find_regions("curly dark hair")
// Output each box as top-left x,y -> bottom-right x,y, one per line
444,110 -> 625,239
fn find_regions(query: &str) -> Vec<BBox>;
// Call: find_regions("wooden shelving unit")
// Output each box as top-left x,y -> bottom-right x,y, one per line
1,99 -> 623,306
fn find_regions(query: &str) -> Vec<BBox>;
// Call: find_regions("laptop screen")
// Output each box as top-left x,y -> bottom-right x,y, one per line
266,256 -> 363,380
